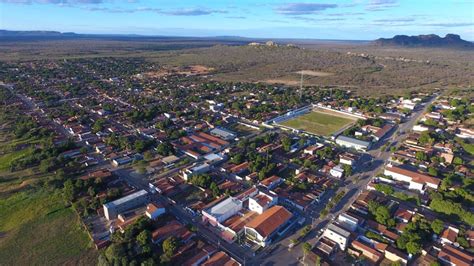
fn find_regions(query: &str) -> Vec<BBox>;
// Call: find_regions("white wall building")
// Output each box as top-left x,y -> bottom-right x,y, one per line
202,197 -> 243,226
322,224 -> 351,251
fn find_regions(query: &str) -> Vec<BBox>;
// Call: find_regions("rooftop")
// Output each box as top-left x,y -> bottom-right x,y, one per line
245,205 -> 293,238
204,197 -> 242,219
104,189 -> 148,209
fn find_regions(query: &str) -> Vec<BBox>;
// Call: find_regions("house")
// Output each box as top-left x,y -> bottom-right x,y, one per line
330,165 -> 345,179
339,152 -> 360,167
336,135 -> 371,151
394,206 -> 414,223
244,205 -> 293,247
322,224 -> 351,251
350,240 -> 383,264
384,246 -> 409,265
221,211 -> 259,242
440,226 -> 459,246
202,197 -> 243,226
259,175 -> 283,190
337,213 -> 359,232
103,189 -> 149,220
151,220 -> 195,244
314,237 -> 338,258
201,251 -> 241,266
384,164 -> 440,192
183,163 -> 211,181
304,143 -> 324,155
145,203 -> 166,220
248,191 -> 278,214
438,244 -> 474,266
373,124 -> 394,141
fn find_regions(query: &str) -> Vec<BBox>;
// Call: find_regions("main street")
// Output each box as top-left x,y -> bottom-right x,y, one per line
256,95 -> 437,266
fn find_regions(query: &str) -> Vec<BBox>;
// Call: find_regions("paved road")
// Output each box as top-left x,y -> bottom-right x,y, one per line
256,96 -> 437,266
114,167 -> 255,265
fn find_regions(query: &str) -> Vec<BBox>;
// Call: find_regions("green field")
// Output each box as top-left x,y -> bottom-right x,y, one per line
280,110 -> 355,136
0,190 -> 97,265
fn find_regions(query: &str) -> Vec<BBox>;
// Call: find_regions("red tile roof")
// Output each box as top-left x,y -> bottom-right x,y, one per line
245,206 -> 293,238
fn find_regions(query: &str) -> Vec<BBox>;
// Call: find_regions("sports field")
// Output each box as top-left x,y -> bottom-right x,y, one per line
280,110 -> 355,136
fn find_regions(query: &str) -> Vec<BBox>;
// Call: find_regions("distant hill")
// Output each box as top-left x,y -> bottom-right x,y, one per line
0,30 -> 77,37
373,34 -> 473,49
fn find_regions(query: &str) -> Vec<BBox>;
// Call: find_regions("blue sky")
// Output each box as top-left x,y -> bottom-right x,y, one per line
1,0 -> 473,40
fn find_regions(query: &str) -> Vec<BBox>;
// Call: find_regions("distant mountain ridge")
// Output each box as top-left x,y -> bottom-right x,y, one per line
373,34 -> 473,48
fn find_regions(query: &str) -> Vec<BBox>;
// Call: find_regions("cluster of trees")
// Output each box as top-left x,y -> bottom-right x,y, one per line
429,193 -> 474,226
396,217 -> 432,255
367,200 -> 395,228
105,133 -> 156,153
99,217 -> 160,265
64,176 -> 120,216
10,140 -> 77,173
188,174 -> 221,198
442,98 -> 474,122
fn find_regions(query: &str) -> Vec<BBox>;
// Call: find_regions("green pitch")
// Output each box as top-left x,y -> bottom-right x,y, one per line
280,110 -> 355,136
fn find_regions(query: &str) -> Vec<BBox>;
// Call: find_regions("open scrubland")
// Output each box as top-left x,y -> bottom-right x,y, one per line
0,38 -> 472,95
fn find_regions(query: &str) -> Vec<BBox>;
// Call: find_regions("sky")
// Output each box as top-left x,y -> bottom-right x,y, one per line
1,0 -> 473,40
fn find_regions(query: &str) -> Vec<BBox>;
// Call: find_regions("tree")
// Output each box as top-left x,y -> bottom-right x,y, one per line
136,230 -> 151,246
161,236 -> 178,262
374,183 -> 394,195
210,182 -> 220,198
406,241 -> 422,254
431,219 -> 444,235
415,151 -> 428,161
428,167 -> 438,177
281,136 -> 292,152
63,179 -> 75,202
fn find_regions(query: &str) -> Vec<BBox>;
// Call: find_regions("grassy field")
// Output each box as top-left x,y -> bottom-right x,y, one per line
280,110 -> 355,136
0,190 -> 97,265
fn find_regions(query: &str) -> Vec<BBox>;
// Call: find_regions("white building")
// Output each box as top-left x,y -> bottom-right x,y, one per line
322,224 -> 351,251
335,135 -> 371,151
384,164 -> 440,192
202,197 -> 243,226
248,191 -> 278,214
330,165 -> 345,179
337,213 -> 359,232
183,163 -> 211,181
103,190 -> 149,220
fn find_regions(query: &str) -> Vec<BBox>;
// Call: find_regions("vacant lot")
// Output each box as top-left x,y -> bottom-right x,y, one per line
280,110 -> 355,136
0,190 -> 97,265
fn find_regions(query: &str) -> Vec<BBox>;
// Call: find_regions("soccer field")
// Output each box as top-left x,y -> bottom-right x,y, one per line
280,110 -> 355,136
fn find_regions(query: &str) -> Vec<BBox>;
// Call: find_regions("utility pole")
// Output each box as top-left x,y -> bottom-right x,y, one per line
300,71 -> 304,100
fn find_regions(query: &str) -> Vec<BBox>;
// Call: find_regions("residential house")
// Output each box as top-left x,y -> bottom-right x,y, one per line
322,224 -> 351,251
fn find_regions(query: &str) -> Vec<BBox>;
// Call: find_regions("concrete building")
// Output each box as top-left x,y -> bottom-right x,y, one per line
384,164 -> 440,192
210,127 -> 237,141
336,135 -> 371,151
103,189 -> 149,220
248,191 -> 278,214
244,205 -> 293,247
202,197 -> 243,226
145,203 -> 166,220
183,163 -> 211,181
322,224 -> 351,251
337,213 -> 359,232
